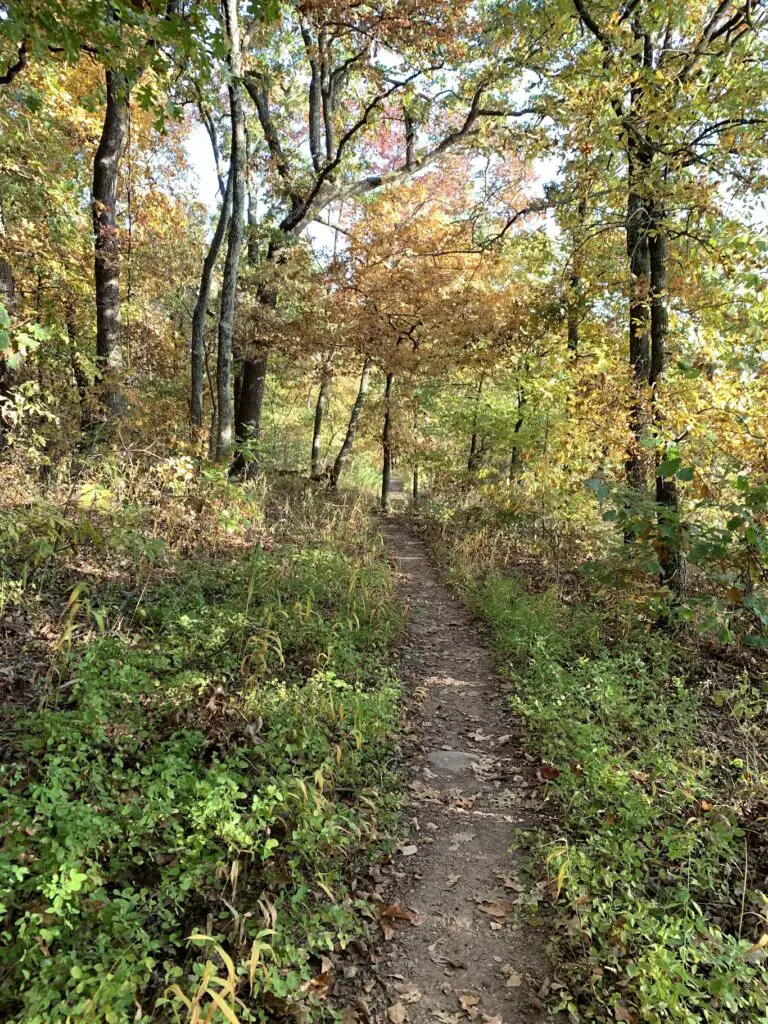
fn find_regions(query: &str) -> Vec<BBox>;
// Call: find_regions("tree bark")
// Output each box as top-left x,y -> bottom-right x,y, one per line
625,185 -> 652,490
230,236 -> 283,476
508,386 -> 526,481
190,167 -> 232,427
381,371 -> 394,510
92,68 -> 128,419
330,356 -> 371,490
0,257 -> 15,448
229,351 -> 268,477
467,376 -> 484,474
310,375 -> 330,479
649,207 -> 684,598
215,0 -> 246,460
412,465 -> 419,505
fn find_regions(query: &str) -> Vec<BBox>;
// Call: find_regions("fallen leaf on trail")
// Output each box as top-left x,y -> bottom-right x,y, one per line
537,764 -> 560,782
380,902 -> 417,922
382,922 -> 394,941
498,875 -> 523,892
339,1008 -> 358,1024
458,994 -> 480,1009
388,1003 -> 407,1024
479,900 -> 516,919
614,1006 -> 637,1023
399,844 -> 419,856
503,970 -> 522,988
443,875 -> 461,889
490,922 -> 502,931
301,972 -> 329,999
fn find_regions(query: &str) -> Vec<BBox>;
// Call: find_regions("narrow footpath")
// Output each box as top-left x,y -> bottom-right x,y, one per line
371,521 -> 553,1024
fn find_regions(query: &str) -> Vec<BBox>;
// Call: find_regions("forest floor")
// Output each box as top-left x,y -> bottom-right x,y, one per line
366,519 -> 555,1024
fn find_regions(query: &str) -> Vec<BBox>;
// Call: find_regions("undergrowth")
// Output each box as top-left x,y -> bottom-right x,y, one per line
417,501 -> 768,1024
0,455 -> 402,1023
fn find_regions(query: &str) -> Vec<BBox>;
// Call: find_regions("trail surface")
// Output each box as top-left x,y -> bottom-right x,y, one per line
372,521 -> 552,1024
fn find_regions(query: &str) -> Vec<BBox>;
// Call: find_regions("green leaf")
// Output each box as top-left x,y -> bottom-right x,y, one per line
657,458 -> 681,479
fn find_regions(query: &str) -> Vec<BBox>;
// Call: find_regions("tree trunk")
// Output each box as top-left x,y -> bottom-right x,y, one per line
467,376 -> 484,473
412,465 -> 419,505
228,351 -> 268,477
310,376 -> 330,479
649,208 -> 684,599
92,68 -> 128,419
381,372 -> 394,511
625,157 -> 652,491
508,386 -> 526,481
215,0 -> 246,461
230,236 -> 283,476
330,356 -> 371,490
191,168 -> 232,427
0,257 -> 15,448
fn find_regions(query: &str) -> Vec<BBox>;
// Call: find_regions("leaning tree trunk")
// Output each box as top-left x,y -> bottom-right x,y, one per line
330,356 -> 371,490
649,207 -> 684,600
381,372 -> 394,511
191,168 -> 232,427
215,0 -> 246,461
310,375 -> 330,479
92,68 -> 128,419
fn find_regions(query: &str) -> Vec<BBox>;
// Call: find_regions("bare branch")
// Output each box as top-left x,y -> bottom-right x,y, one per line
0,39 -> 28,87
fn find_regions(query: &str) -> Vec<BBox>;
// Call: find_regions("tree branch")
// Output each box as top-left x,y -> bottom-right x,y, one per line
0,39 -> 28,87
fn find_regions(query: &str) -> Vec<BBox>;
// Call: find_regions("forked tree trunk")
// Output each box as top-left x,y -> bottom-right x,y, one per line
92,68 -> 128,419
381,372 -> 394,510
231,237 -> 282,477
310,376 -> 330,479
215,0 -> 246,460
191,169 -> 232,427
330,356 -> 371,490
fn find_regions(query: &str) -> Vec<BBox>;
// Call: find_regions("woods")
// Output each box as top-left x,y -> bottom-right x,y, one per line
2,1 -> 768,1022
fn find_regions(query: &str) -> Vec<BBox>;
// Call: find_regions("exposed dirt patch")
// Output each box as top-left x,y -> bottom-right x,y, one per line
367,519 -> 556,1024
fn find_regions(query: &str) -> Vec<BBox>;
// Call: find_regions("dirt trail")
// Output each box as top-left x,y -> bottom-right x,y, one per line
374,520 -> 551,1024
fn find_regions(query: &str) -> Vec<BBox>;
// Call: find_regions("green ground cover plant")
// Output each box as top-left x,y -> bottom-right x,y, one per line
418,500 -> 768,1024
0,467 -> 402,1023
